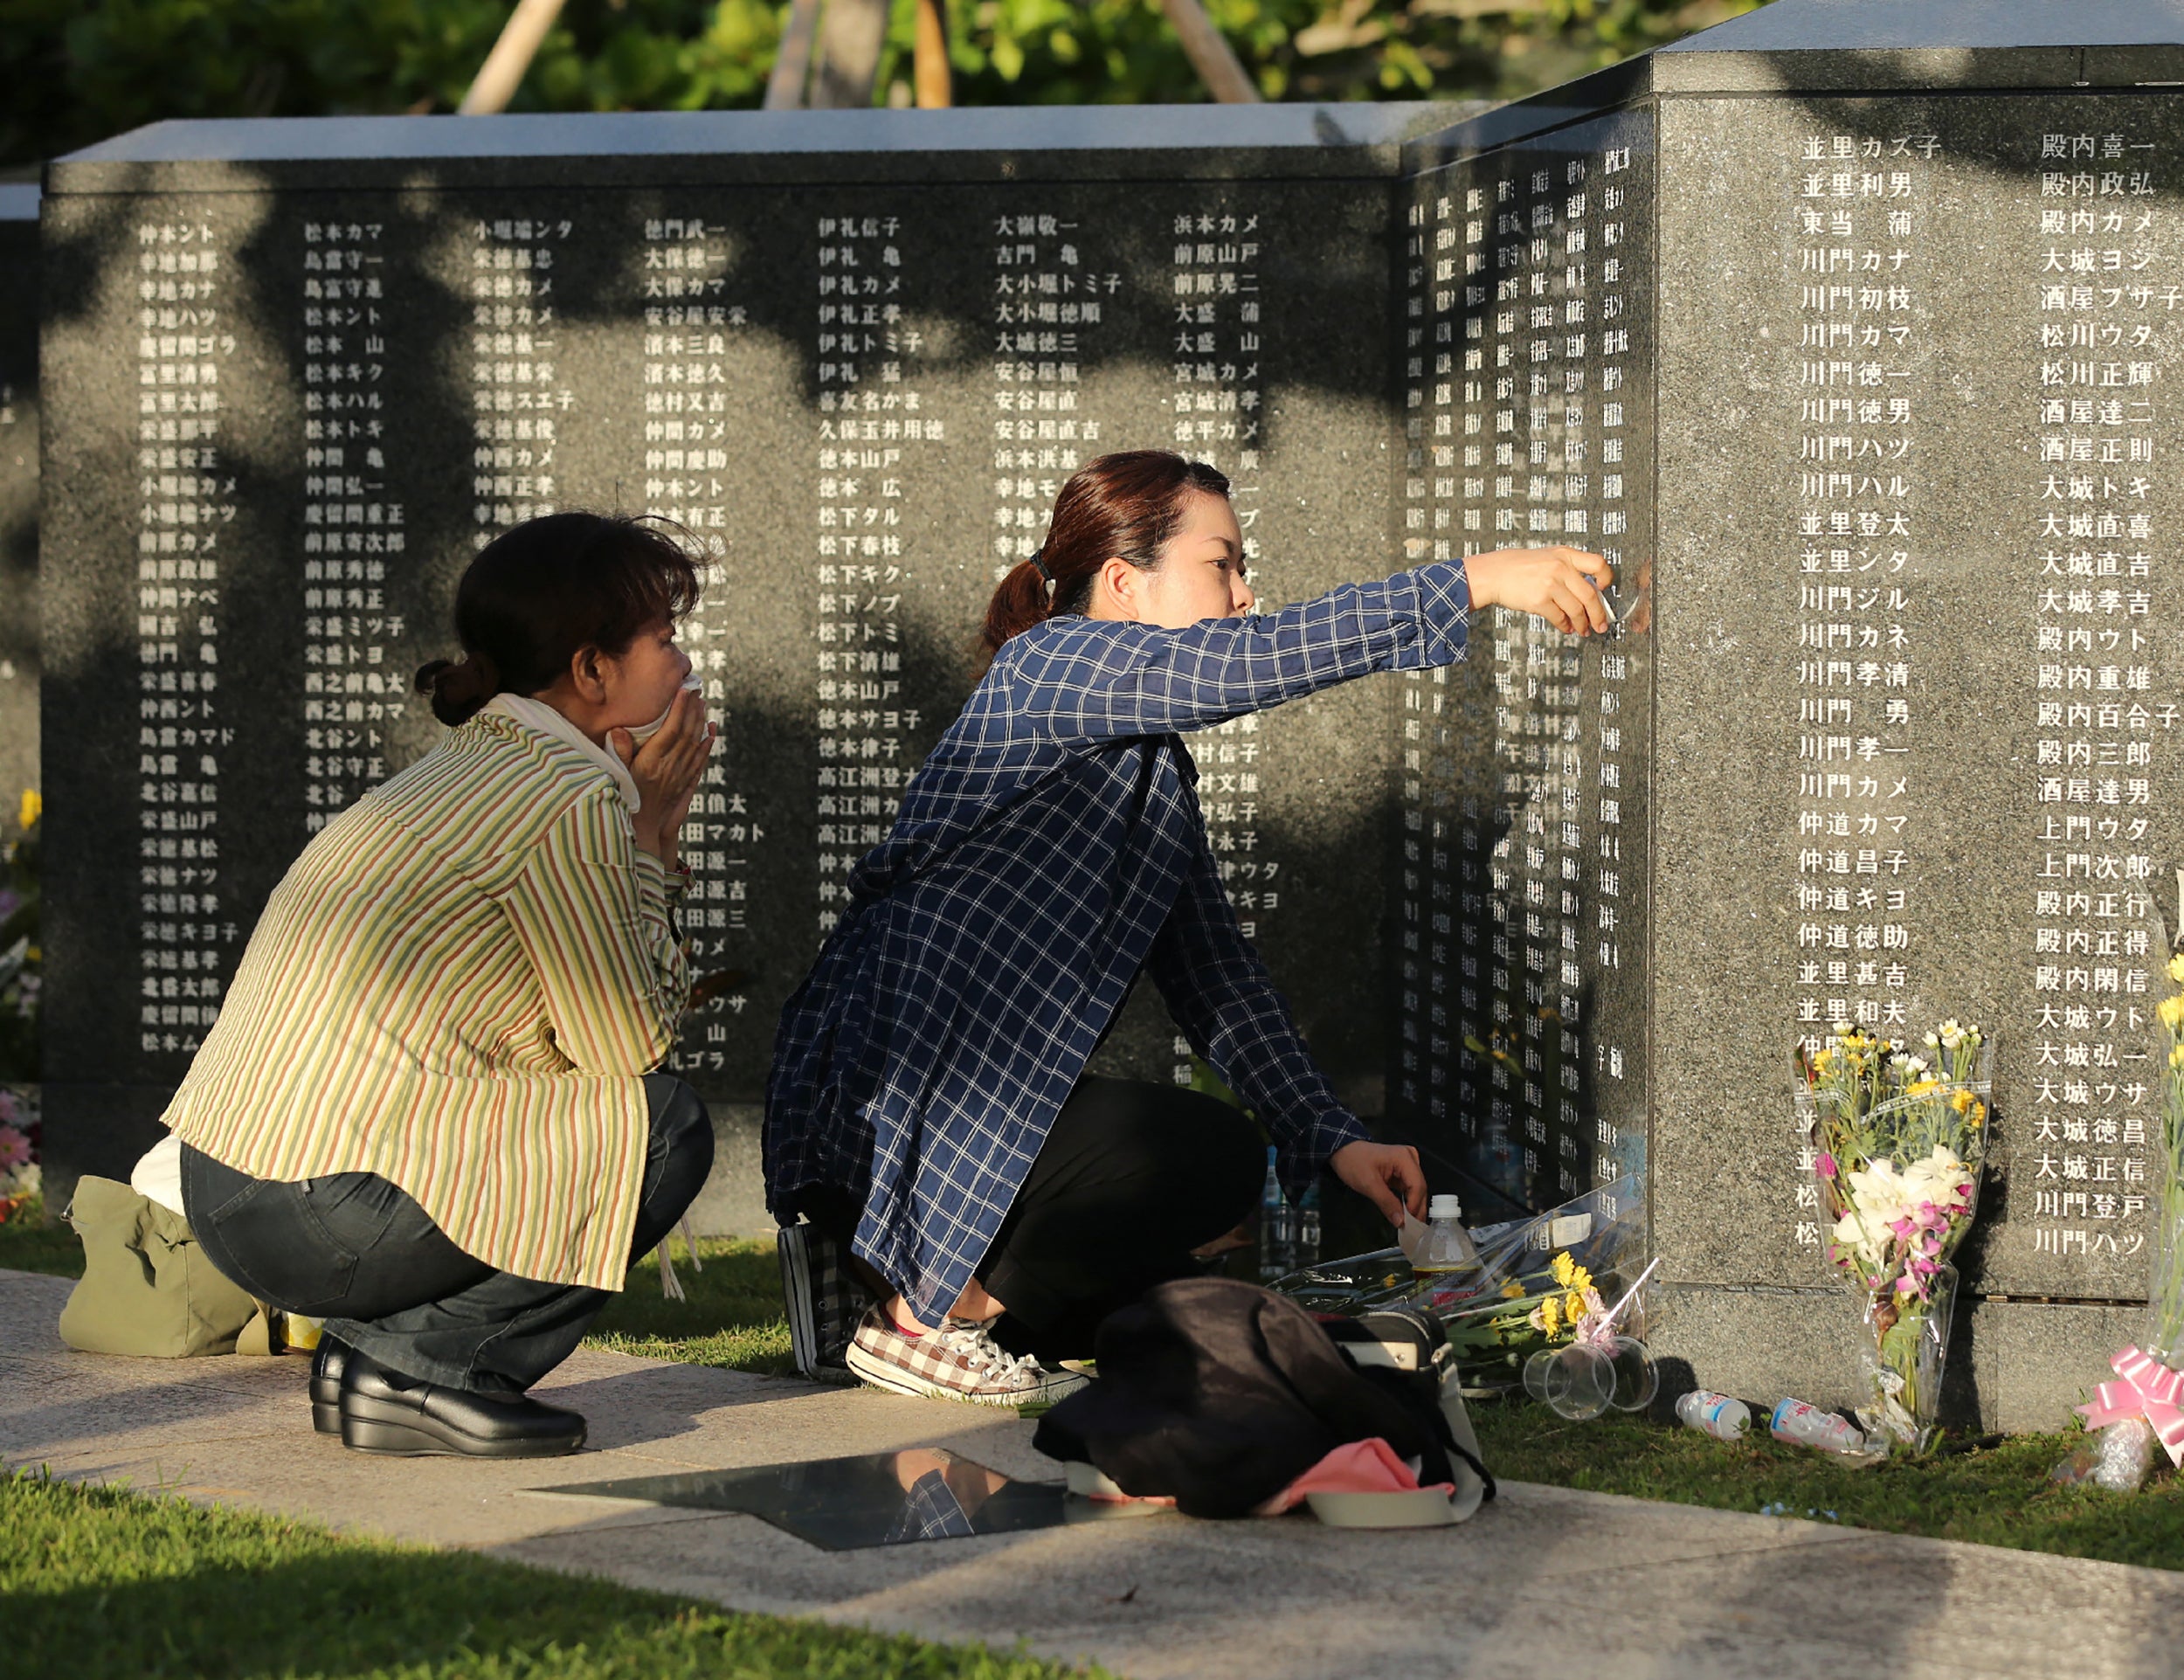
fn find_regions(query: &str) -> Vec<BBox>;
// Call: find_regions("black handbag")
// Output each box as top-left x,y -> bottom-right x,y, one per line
1032,1276 -> 1494,1519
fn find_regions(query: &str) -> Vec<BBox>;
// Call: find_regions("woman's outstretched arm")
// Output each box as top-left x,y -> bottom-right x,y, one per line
1004,547 -> 1607,746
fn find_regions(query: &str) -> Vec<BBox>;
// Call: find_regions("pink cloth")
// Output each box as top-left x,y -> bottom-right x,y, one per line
1254,1436 -> 1456,1516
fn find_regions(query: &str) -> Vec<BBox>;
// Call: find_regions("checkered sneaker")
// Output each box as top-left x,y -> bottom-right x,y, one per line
844,1305 -> 1087,1408
778,1223 -> 863,1386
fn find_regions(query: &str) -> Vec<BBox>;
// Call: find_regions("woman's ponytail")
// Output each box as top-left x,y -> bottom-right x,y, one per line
413,651 -> 501,728
980,554 -> 1056,656
977,451 -> 1231,666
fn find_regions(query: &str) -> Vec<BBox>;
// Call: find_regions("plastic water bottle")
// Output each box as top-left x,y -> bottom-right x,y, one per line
1676,1389 -> 1751,1441
1257,1146 -> 1293,1281
1295,1183 -> 1322,1269
1412,1193 -> 1478,1275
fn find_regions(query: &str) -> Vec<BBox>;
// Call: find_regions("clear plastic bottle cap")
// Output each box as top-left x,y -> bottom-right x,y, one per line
1428,1193 -> 1463,1220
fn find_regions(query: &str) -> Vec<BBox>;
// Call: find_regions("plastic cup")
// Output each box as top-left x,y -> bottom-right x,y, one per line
1606,1335 -> 1657,1412
1523,1344 -> 1614,1420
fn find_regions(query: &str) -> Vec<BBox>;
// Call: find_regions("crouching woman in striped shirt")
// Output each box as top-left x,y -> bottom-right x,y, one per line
161,514 -> 717,1458
766,450 -> 1611,1407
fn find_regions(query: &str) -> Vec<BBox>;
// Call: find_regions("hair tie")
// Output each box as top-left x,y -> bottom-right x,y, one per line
1030,549 -> 1053,585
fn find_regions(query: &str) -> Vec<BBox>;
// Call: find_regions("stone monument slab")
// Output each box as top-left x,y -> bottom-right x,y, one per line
35,104 -> 1479,1213
1391,0 -> 2184,1425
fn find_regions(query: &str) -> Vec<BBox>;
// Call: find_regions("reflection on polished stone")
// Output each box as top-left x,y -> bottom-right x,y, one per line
531,1448 -> 1165,1552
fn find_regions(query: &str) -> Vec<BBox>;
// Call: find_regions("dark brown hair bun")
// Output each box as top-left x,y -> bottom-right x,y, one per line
414,512 -> 702,729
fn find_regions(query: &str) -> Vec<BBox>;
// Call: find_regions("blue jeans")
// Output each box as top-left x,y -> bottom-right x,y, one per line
180,1074 -> 714,1395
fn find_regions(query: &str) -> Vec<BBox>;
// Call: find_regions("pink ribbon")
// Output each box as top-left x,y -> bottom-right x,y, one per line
2076,1345 -> 2184,1469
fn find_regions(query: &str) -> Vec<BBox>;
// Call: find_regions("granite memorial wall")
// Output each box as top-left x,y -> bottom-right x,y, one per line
37,0 -> 2184,1422
1386,0 -> 2184,1422
33,105 -> 1469,1214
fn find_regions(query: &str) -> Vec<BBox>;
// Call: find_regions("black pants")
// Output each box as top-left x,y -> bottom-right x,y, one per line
181,1073 -> 714,1396
810,1075 -> 1267,1363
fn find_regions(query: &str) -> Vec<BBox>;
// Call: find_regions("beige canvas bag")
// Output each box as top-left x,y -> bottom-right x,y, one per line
57,1174 -> 259,1357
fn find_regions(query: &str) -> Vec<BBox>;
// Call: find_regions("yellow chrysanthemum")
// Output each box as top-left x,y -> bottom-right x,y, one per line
2171,1045 -> 2184,1071
1550,1251 -> 1576,1288
1500,1281 -> 1526,1299
15,790 -> 36,832
1563,1290 -> 1586,1324
2160,994 -> 2184,1031
1906,1079 -> 1940,1096
2167,953 -> 2184,985
1970,1102 -> 1987,1126
1951,1089 -> 1974,1113
1566,1264 -> 1593,1294
1535,1296 -> 1562,1336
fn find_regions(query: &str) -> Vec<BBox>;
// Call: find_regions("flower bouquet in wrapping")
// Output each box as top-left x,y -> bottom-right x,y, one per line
1435,1251 -> 1594,1393
1794,1020 -> 1990,1456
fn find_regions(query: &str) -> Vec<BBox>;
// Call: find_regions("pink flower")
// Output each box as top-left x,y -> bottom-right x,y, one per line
1894,1274 -> 1920,1295
0,1126 -> 28,1172
1815,1152 -> 1838,1179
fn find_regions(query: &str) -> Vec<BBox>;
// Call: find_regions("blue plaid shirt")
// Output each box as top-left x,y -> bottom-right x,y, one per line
764,560 -> 1472,1322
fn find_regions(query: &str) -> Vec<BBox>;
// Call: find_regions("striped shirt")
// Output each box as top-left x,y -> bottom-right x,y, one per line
161,711 -> 691,1292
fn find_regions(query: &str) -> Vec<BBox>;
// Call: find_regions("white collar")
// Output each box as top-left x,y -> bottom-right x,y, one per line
481,693 -> 643,815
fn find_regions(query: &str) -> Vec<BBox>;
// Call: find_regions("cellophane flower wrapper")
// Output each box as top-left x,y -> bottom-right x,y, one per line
1796,1024 -> 1991,1455
1268,1178 -> 1647,1393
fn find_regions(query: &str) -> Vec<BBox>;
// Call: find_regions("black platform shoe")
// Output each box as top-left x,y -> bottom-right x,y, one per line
337,1350 -> 586,1459
311,1338 -> 348,1435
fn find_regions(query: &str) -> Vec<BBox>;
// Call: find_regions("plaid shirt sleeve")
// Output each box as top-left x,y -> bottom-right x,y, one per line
1144,828 -> 1368,1198
1009,560 -> 1470,745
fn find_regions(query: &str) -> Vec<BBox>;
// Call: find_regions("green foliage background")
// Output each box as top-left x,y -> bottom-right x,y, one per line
2,0 -> 1766,169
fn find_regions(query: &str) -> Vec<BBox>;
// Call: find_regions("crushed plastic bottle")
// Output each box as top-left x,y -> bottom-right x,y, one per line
1769,1397 -> 1869,1456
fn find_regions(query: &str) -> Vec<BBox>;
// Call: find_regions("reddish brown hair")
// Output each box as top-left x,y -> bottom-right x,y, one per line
979,450 -> 1232,660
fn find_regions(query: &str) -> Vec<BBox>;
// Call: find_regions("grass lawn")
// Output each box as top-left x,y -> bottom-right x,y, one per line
1469,1401 -> 2184,1570
584,1234 -> 796,1376
0,1199 -> 86,1278
1,1468 -> 1105,1680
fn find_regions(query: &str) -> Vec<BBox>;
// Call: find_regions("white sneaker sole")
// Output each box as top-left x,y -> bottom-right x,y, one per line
843,1338 -> 1054,1408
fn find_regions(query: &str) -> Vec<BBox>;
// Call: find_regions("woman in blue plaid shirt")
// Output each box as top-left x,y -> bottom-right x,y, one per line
768,451 -> 1612,1405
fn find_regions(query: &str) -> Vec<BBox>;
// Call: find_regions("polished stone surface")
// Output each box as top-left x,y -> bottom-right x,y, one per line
38,105 -> 1487,1196
1396,6 -> 2184,1424
531,1448 -> 1161,1550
